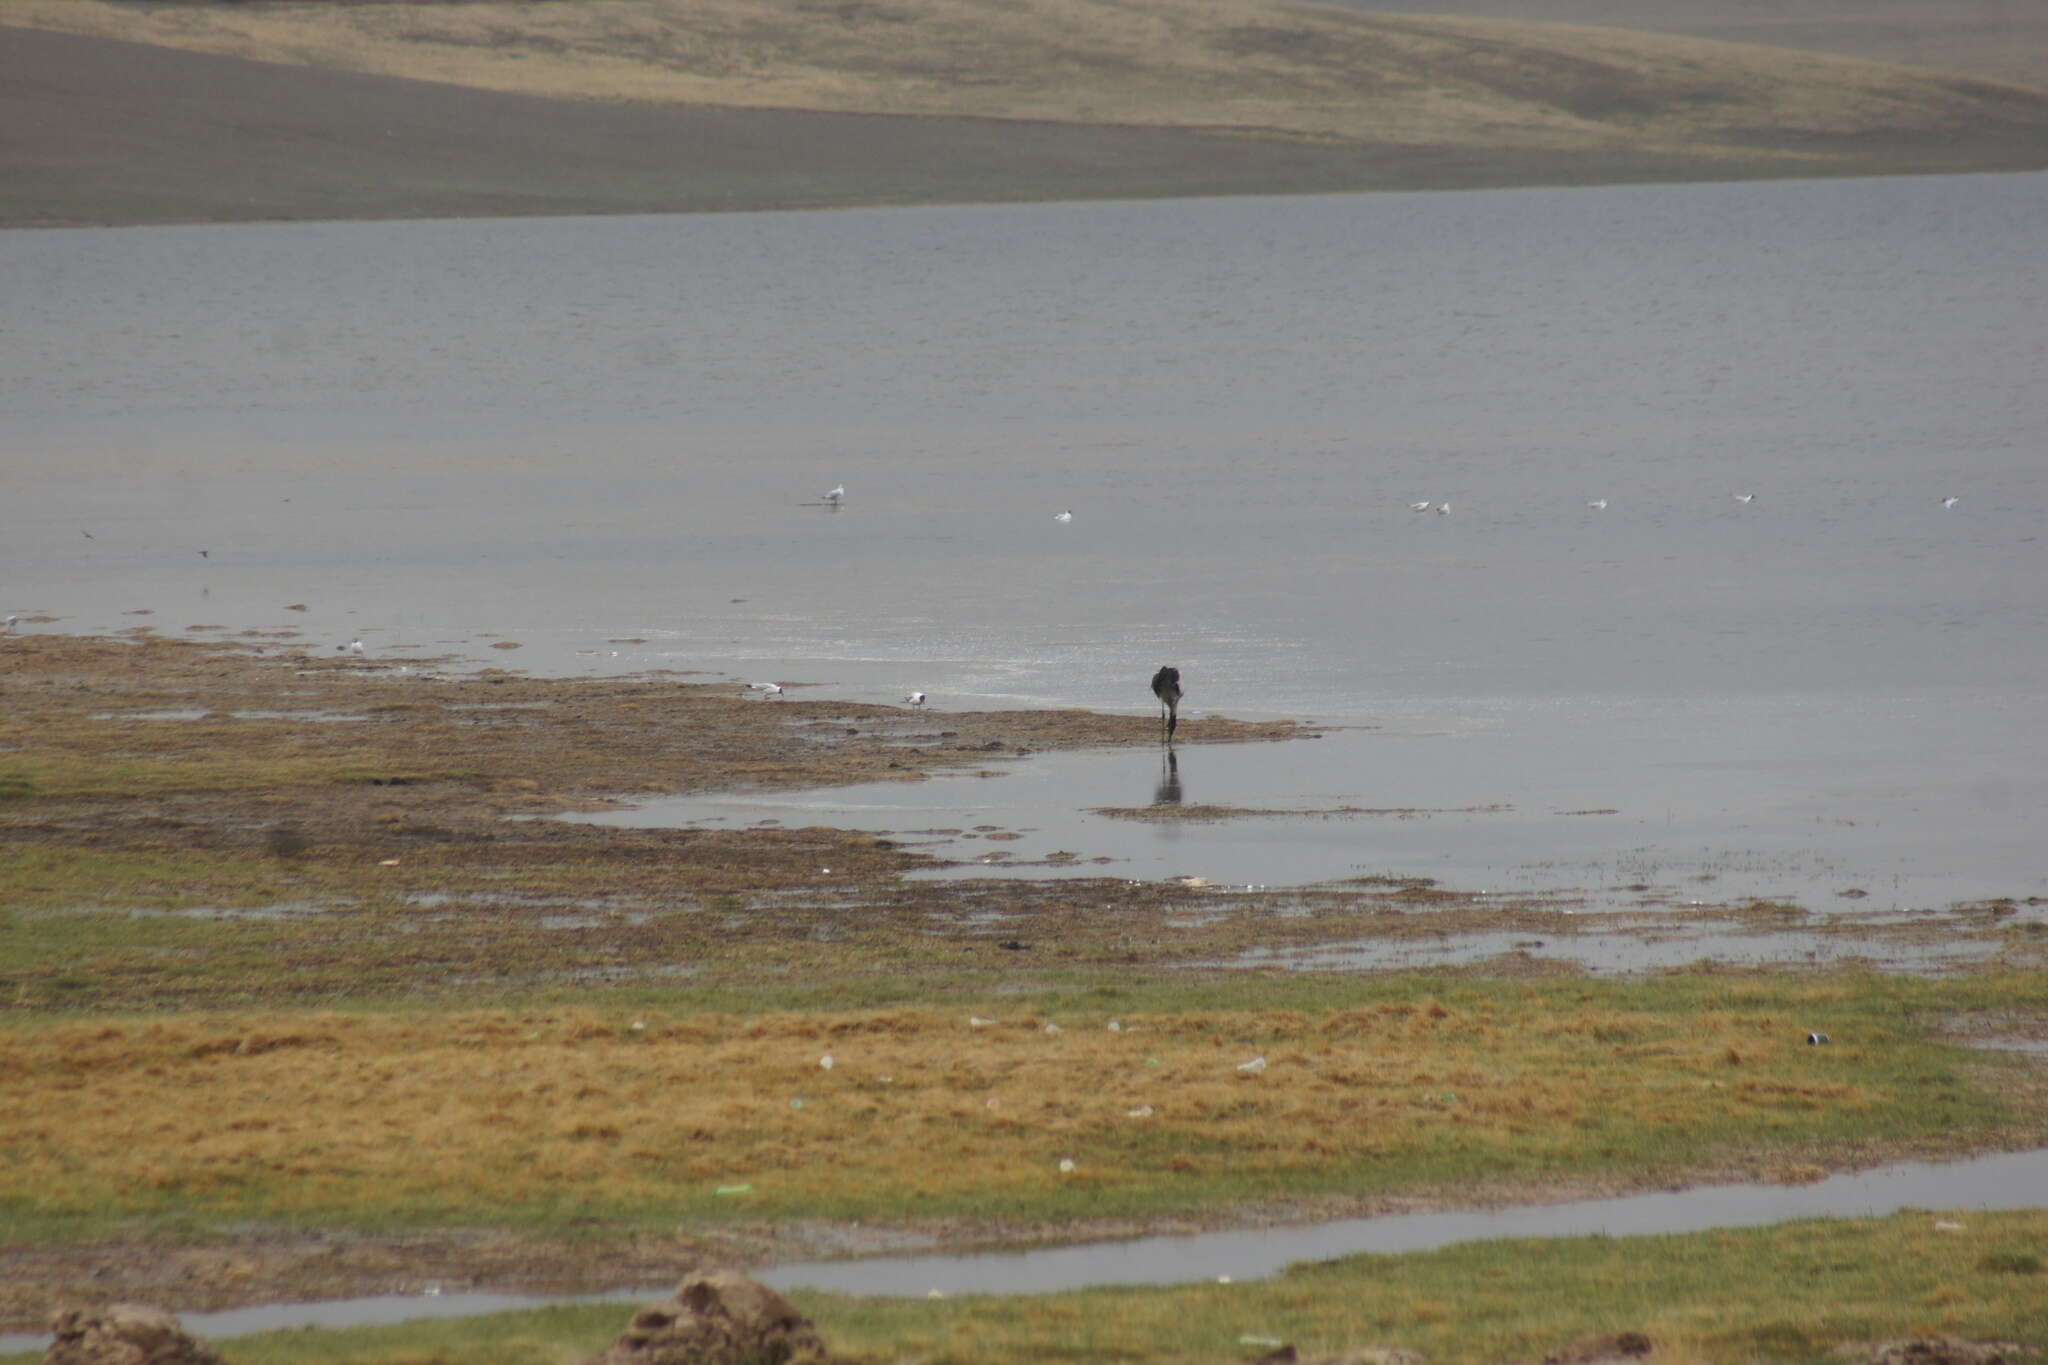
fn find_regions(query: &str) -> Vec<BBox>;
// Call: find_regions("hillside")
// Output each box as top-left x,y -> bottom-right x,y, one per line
4,0 -> 2047,226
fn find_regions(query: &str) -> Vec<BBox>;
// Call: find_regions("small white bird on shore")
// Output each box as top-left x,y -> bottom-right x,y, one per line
4,615 -> 16,631
339,639 -> 364,654
747,681 -> 784,699
1587,498 -> 1608,510
904,691 -> 926,707
1436,501 -> 1451,515
1733,492 -> 1756,504
1054,510 -> 1073,523
1408,501 -> 1434,512
823,484 -> 845,506
1942,495 -> 1960,508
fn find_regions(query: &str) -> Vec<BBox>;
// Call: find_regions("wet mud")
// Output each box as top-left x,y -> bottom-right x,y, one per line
2,631 -> 2044,1332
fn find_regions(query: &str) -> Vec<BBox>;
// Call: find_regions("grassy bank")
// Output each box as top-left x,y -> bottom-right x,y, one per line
4,973 -> 2043,1246
7,1208 -> 2044,1364
2,634 -> 2043,1350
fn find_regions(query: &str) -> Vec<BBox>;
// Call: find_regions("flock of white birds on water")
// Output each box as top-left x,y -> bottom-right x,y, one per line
3,480 -> 1975,720
729,479 -> 1977,704
1404,490 -> 1967,515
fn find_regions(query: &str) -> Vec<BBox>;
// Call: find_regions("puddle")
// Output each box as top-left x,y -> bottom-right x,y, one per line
0,1290 -> 641,1357
43,899 -> 343,922
1202,927 -> 2013,976
6,1144 -> 2044,1354
557,731 -> 2046,912
758,1146 -> 2048,1299
87,709 -> 370,723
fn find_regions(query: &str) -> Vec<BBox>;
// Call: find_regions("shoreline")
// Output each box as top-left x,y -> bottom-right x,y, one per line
5,23 -> 2047,232
2,630 -> 2045,1333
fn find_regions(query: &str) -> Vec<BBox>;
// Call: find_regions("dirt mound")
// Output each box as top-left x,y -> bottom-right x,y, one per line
1544,1331 -> 1656,1364
1246,1346 -> 1425,1365
1848,1339 -> 2034,1365
580,1269 -> 832,1365
42,1305 -> 224,1365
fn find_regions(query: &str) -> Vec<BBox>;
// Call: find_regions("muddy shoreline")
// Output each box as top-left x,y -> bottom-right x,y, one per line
3,630 -> 2044,1334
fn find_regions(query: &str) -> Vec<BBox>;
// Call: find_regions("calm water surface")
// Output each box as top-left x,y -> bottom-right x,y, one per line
5,174 -> 2045,906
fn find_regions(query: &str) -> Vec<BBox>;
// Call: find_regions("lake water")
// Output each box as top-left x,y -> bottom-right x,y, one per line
5,173 -> 2046,908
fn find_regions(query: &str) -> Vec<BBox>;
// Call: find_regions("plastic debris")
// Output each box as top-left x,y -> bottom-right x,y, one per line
1128,1105 -> 1154,1118
1058,1158 -> 1077,1173
714,1184 -> 753,1196
1107,1019 -> 1123,1032
1238,1056 -> 1267,1074
970,1016 -> 995,1028
1044,1022 -> 1063,1035
819,1055 -> 835,1070
1807,1032 -> 1831,1045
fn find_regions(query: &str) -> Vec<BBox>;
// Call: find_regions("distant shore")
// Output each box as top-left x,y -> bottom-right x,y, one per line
5,21 -> 2048,230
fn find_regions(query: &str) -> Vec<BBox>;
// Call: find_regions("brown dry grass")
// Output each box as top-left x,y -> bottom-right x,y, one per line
0,996 -> 1888,1229
2,633 -> 2046,1334
10,0 -> 2047,157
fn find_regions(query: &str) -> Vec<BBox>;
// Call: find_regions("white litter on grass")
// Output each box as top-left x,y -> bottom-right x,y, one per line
969,1016 -> 995,1028
1058,1158 -> 1077,1174
1237,1056 -> 1267,1074
820,1055 -> 835,1070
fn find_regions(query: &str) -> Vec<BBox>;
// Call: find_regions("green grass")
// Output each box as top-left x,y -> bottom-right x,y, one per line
11,1208 -> 2040,1365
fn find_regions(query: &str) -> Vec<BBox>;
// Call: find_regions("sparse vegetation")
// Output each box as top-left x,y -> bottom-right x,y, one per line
2,633 -> 2044,1358
4,0 -> 2048,227
9,1208 -> 2045,1364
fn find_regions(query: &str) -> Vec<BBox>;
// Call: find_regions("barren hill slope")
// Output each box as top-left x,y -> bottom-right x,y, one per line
4,0 -> 2046,226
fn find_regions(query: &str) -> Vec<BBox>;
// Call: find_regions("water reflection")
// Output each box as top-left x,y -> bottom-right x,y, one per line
1153,749 -> 1183,807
